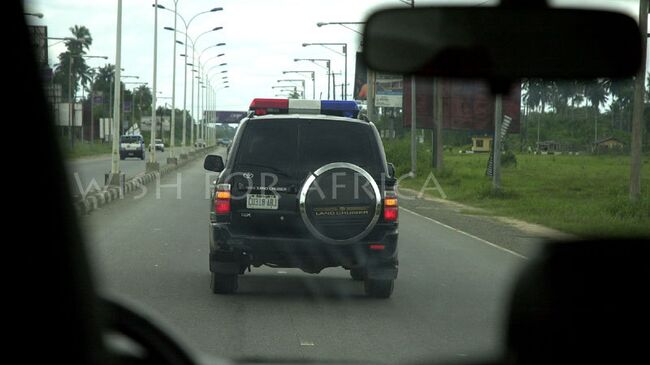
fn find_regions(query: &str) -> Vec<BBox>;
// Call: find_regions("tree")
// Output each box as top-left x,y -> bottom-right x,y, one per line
53,25 -> 94,102
584,79 -> 610,142
610,78 -> 635,131
288,90 -> 301,99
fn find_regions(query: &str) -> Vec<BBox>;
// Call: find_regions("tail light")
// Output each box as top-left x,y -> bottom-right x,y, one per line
383,191 -> 398,222
214,183 -> 231,214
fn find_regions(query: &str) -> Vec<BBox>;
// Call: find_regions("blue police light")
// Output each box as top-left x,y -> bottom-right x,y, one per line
320,100 -> 359,118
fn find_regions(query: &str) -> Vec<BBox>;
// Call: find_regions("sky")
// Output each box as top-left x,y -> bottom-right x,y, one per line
24,0 -> 641,112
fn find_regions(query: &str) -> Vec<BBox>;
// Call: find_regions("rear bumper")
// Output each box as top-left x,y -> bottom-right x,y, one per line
209,222 -> 398,276
120,150 -> 143,156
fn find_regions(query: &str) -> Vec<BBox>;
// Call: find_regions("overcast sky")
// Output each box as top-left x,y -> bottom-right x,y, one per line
24,0 -> 641,111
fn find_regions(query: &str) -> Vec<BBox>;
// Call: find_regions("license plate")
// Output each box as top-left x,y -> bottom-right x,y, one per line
246,194 -> 279,210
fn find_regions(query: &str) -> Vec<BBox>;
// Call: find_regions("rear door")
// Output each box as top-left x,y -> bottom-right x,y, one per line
229,119 -> 308,237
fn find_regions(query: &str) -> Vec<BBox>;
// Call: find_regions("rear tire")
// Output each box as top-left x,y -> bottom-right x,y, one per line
364,278 -> 394,298
350,268 -> 365,281
210,273 -> 238,294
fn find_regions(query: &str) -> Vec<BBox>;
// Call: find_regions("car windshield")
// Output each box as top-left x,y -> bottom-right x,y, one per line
29,0 -> 649,364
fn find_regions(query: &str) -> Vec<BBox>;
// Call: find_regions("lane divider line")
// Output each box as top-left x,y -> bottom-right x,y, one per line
401,207 -> 528,260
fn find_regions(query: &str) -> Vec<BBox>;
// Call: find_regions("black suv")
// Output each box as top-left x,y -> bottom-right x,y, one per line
204,104 -> 399,298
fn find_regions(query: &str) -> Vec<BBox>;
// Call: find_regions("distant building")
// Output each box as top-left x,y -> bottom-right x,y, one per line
471,136 -> 493,153
535,141 -> 576,155
593,137 -> 624,152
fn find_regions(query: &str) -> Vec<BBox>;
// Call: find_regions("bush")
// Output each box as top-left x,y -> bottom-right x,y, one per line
501,150 -> 518,167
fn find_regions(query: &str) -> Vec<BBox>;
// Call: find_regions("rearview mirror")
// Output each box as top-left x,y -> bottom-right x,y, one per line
204,155 -> 224,172
363,7 -> 642,82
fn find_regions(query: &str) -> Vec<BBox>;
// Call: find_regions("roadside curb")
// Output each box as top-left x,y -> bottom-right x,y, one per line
73,146 -> 217,216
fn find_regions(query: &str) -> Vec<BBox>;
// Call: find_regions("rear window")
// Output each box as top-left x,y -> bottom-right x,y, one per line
298,120 -> 380,177
120,136 -> 141,143
235,119 -> 381,178
235,119 -> 298,172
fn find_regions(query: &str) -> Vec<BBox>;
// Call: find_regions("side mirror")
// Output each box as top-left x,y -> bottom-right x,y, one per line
387,163 -> 396,178
204,155 -> 224,172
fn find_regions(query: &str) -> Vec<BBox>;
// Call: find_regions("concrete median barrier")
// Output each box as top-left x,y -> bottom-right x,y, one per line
74,146 -> 218,216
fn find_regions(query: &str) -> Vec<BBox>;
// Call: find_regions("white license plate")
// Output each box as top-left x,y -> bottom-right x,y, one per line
246,194 -> 279,210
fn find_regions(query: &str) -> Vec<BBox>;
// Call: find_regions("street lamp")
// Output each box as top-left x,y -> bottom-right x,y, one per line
316,21 -> 365,35
162,21 -> 223,153
24,12 -> 44,18
168,0 -> 180,162
294,58 -> 331,99
303,42 -> 348,100
148,0 -> 160,170
277,79 -> 306,99
283,71 -> 316,99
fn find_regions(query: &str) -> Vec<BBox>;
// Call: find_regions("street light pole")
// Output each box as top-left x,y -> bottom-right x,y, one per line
106,0 -> 125,187
148,0 -> 159,170
302,43 -> 348,100
294,59 -> 330,98
168,0 -> 179,162
190,65 -> 195,148
283,71 -> 316,99
157,5 -> 222,154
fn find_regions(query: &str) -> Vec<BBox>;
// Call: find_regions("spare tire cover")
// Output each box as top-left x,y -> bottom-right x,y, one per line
299,162 -> 381,244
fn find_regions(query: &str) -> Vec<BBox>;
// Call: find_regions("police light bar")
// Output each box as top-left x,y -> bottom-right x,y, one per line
249,98 -> 359,118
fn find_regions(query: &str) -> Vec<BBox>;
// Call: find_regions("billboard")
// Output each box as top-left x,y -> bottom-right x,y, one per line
204,110 -> 248,124
403,78 -> 520,132
375,74 -> 403,108
353,52 -> 368,101
55,103 -> 82,126
140,116 -> 170,131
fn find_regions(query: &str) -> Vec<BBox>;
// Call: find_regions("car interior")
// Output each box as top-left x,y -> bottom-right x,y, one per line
13,0 -> 648,364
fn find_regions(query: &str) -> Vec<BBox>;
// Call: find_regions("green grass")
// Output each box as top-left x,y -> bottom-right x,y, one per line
383,138 -> 650,237
62,139 -> 113,160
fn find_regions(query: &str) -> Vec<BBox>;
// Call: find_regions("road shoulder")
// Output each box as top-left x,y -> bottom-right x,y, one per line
397,187 -> 575,258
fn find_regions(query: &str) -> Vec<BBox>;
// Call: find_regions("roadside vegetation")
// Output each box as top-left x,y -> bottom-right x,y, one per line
383,137 -> 650,237
61,139 -> 112,159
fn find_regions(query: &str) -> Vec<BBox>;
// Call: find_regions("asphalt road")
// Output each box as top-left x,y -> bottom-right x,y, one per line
82,154 -> 529,364
65,149 -> 172,199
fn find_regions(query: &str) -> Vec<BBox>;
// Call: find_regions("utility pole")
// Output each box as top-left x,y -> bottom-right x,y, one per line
493,95 -> 503,192
69,56 -> 74,148
410,75 -> 416,176
630,0 -> 648,202
367,68 -> 376,122
327,60 -> 331,99
410,0 -> 417,176
433,78 -> 443,170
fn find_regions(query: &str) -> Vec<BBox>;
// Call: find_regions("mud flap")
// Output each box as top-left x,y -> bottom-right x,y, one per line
366,265 -> 398,280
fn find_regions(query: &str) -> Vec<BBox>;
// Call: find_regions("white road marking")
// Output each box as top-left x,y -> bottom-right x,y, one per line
300,340 -> 315,346
277,270 -> 287,274
401,207 -> 528,260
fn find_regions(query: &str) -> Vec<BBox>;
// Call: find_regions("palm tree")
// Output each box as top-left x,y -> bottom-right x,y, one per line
133,85 -> 153,122
584,79 -> 610,141
53,25 -> 94,102
610,78 -> 634,131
